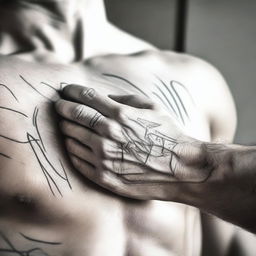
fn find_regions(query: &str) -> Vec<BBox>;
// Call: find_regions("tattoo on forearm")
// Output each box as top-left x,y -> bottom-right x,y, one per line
0,231 -> 62,256
0,76 -> 72,197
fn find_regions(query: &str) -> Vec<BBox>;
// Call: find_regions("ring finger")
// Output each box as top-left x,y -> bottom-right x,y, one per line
65,137 -> 96,165
56,99 -> 108,134
60,120 -> 100,148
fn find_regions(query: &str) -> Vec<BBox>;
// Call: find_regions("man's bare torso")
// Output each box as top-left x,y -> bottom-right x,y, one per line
0,51 -> 210,256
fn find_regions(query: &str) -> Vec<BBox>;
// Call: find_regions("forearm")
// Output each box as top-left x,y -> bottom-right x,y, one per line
183,143 -> 256,233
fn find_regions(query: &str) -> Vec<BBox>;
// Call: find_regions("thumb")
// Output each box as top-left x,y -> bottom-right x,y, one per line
108,94 -> 157,109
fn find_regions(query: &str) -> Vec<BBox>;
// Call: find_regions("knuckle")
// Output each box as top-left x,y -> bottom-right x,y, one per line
72,104 -> 87,121
89,113 -> 105,129
103,120 -> 115,135
114,107 -> 127,122
55,100 -> 65,113
105,121 -> 122,141
79,88 -> 96,101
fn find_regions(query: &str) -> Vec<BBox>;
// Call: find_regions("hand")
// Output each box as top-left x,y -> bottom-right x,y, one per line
55,84 -> 212,200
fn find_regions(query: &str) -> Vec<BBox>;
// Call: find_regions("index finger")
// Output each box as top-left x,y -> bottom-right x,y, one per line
63,84 -> 123,119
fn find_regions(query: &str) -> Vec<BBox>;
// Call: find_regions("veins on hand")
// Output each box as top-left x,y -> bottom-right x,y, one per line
117,117 -> 213,184
117,118 -> 178,174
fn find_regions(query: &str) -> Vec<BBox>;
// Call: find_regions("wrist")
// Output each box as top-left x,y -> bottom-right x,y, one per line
180,142 -> 234,209
175,141 -> 256,232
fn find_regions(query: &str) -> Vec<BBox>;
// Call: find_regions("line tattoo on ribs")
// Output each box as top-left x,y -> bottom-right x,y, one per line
0,76 -> 72,197
0,231 -> 62,256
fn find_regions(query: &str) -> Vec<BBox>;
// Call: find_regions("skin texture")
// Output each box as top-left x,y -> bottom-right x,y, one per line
0,50 -> 236,255
0,0 -> 245,254
63,107 -> 256,236
55,85 -> 212,198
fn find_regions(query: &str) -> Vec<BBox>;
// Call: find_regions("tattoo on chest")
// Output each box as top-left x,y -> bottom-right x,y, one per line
0,76 -> 72,197
103,73 -> 193,125
152,77 -> 192,125
0,231 -> 62,256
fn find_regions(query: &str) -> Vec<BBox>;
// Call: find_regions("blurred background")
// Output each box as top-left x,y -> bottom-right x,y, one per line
104,0 -> 256,145
104,0 -> 256,255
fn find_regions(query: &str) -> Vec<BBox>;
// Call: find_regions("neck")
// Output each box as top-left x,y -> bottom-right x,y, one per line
0,0 -> 110,62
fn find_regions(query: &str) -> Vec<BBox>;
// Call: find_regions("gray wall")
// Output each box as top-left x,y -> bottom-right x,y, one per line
105,0 -> 177,50
186,0 -> 256,144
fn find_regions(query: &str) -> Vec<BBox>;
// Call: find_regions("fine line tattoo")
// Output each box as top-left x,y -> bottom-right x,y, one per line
33,107 -> 46,152
20,75 -> 52,102
116,118 -> 213,184
19,233 -> 62,246
0,76 -> 72,197
0,232 -> 62,256
0,152 -> 12,159
0,83 -> 19,102
89,112 -> 103,128
102,73 -> 193,125
153,77 -> 192,125
119,118 -> 178,168
102,73 -> 149,97
0,106 -> 28,118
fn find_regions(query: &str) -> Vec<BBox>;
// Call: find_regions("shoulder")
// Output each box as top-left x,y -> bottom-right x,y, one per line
88,50 -> 237,142
134,50 -> 237,142
160,51 -> 237,142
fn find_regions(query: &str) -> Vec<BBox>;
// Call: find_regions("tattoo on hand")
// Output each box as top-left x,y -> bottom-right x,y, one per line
89,112 -> 103,128
117,118 -> 213,184
117,118 -> 178,174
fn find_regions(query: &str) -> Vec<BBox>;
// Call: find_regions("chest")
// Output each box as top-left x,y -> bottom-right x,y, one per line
86,56 -> 211,142
0,56 -> 210,256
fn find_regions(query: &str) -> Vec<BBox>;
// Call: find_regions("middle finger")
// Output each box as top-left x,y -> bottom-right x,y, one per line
56,99 -> 107,134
